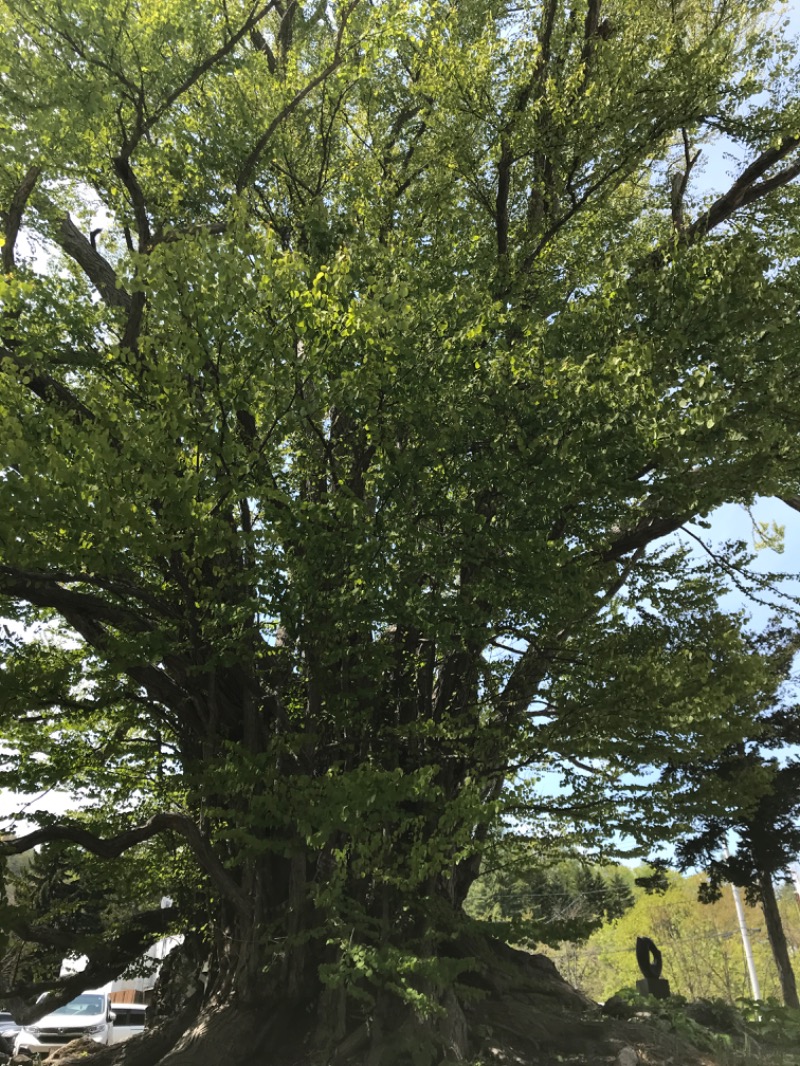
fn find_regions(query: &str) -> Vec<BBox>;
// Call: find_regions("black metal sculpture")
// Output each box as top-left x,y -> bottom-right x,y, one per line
635,937 -> 670,999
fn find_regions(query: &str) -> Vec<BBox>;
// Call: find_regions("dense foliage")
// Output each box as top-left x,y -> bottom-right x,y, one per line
2,0 -> 800,1060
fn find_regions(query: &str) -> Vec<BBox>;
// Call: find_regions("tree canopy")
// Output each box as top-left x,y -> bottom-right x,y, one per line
2,0 -> 800,1061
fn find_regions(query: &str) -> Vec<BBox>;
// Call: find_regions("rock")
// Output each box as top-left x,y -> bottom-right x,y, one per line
615,1048 -> 639,1066
602,994 -> 637,1020
684,998 -> 744,1034
46,1038 -> 106,1060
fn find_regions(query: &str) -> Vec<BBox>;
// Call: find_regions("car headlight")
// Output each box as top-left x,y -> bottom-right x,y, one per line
23,1027 -> 40,1036
85,1023 -> 106,1034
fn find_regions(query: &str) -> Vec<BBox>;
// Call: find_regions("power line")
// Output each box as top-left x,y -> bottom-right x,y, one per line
552,926 -> 765,962
470,884 -> 631,905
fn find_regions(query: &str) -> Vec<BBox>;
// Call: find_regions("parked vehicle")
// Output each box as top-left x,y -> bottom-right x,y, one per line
109,1002 -> 147,1043
0,1011 -> 20,1054
14,989 -> 115,1055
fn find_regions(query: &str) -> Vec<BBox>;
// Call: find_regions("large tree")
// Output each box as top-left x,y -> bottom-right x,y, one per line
2,0 -> 800,1061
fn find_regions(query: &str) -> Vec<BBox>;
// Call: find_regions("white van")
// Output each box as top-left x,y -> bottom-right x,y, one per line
109,1002 -> 147,1043
14,989 -> 115,1055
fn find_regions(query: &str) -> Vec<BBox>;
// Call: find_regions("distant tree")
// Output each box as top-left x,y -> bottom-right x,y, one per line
655,630 -> 800,1007
466,845 -> 635,947
674,765 -> 800,1008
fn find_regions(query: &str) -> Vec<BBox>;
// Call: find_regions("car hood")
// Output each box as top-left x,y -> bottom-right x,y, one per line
31,1011 -> 107,1029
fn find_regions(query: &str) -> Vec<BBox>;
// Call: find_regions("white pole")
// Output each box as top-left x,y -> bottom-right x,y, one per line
725,844 -> 761,1001
791,865 -> 800,902
729,881 -> 762,1001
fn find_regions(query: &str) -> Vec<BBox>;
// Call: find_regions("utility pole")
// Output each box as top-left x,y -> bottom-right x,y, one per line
791,865 -> 800,905
730,880 -> 761,1001
725,844 -> 761,1001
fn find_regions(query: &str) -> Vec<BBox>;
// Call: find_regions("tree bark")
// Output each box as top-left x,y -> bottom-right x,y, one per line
759,871 -> 800,1009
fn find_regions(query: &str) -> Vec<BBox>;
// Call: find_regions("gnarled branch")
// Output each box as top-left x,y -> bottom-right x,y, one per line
686,135 -> 800,242
55,213 -> 132,310
0,812 -> 251,918
2,907 -> 174,1023
2,166 -> 41,272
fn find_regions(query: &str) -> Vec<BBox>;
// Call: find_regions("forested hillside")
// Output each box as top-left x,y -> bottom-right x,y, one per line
541,868 -> 800,1005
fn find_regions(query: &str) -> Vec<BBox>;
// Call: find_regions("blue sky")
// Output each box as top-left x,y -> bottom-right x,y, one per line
698,501 -> 800,630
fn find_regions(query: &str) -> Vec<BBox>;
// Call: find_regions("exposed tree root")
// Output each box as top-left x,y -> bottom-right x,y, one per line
40,939 -> 719,1066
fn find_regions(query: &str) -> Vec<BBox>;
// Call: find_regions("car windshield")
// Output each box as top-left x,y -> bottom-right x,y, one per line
50,994 -> 105,1017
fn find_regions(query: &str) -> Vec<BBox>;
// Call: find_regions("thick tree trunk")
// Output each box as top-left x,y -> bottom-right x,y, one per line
759,871 -> 800,1009
47,934 -> 721,1066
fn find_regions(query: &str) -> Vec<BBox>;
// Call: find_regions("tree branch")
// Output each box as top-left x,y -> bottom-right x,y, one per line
112,154 -> 152,248
685,135 -> 800,242
670,128 -> 701,231
582,0 -> 601,58
2,166 -> 41,272
54,213 -> 132,311
498,526 -> 669,722
235,0 -> 361,193
141,2 -> 278,138
498,642 -> 556,724
600,513 -> 688,562
0,566 -> 153,632
0,346 -> 98,425
0,566 -> 197,720
2,907 -> 174,1023
251,27 -> 278,73
0,813 -> 251,918
496,0 -> 557,265
55,607 -> 195,720
0,563 -> 173,618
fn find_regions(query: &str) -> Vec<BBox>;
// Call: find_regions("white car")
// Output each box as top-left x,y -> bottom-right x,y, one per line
109,1002 -> 147,1043
14,990 -> 115,1055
